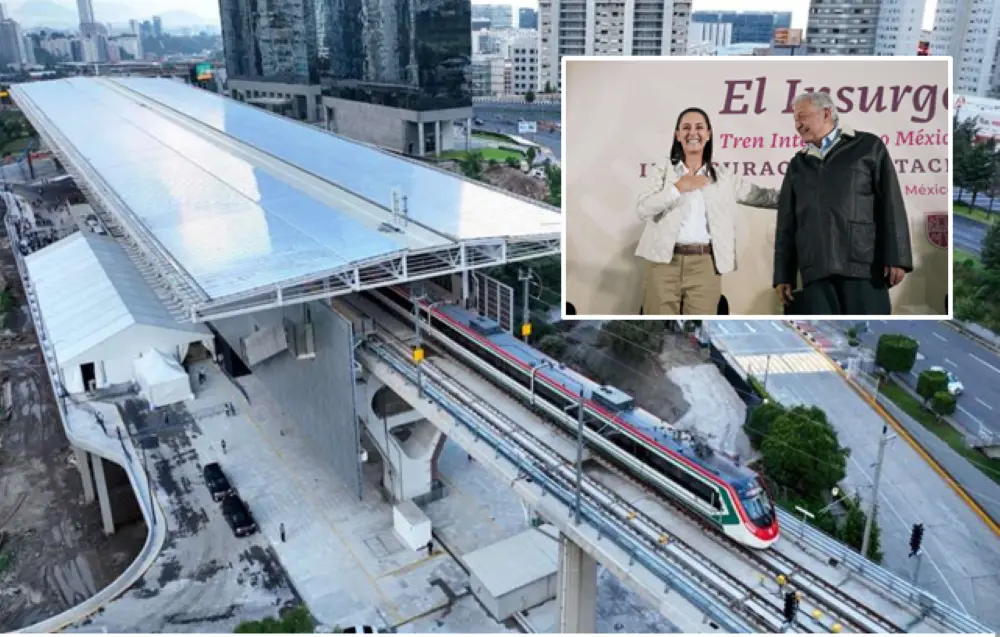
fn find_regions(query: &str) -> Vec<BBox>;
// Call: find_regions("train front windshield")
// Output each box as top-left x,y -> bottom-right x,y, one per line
740,480 -> 775,528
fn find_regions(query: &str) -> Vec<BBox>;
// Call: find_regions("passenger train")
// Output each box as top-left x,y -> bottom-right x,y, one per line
367,286 -> 780,549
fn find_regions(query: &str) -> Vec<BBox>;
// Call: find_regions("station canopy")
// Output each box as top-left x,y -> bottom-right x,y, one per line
11,77 -> 561,321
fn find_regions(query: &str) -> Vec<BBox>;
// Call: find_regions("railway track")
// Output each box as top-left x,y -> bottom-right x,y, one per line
348,296 -> 906,633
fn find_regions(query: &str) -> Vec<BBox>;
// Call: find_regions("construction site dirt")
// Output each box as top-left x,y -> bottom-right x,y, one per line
0,231 -> 146,631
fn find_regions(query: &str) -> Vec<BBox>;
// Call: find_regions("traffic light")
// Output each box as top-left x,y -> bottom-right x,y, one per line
909,523 -> 924,557
782,590 -> 798,624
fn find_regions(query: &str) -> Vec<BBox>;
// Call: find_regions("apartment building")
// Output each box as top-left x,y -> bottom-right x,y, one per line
538,0 -> 692,91
874,0 -> 926,55
806,0 -> 880,55
931,0 -> 1000,96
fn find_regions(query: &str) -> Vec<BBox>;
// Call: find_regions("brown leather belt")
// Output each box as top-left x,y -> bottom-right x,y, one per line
674,243 -> 713,256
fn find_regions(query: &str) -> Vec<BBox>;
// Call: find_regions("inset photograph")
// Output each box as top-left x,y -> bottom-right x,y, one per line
562,56 -> 952,319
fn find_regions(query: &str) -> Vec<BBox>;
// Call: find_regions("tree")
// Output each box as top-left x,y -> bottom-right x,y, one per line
537,333 -> 568,358
526,146 -> 537,165
960,138 -> 997,210
543,81 -> 553,93
744,401 -> 786,449
916,368 -> 948,404
839,496 -> 883,563
459,151 -> 484,180
759,406 -> 848,499
981,221 -> 1000,273
235,605 -> 315,633
545,164 -> 561,207
874,333 -> 919,374
599,320 -> 668,361
931,391 -> 957,418
525,90 -> 536,103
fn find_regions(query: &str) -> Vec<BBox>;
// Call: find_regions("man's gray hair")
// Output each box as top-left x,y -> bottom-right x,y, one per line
793,91 -> 839,125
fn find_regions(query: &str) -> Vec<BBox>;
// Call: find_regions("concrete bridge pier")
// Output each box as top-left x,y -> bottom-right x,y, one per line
74,445 -> 116,535
357,373 -> 444,502
557,533 -> 598,633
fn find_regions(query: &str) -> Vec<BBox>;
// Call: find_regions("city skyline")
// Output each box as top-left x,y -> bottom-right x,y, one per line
473,0 -> 939,31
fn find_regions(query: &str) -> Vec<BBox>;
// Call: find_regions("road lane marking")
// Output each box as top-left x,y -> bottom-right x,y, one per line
970,354 -> 1000,375
771,321 -> 783,332
944,358 -> 958,367
958,405 -> 984,425
975,397 -> 993,410
932,332 -> 948,342
744,322 -> 757,333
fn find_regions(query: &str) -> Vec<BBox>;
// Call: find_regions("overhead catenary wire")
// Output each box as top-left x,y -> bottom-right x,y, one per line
497,287 -> 1000,499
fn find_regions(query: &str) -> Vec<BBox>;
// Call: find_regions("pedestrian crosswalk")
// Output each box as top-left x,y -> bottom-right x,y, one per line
736,352 -> 838,376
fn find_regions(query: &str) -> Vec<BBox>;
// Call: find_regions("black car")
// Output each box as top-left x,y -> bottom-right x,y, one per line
221,495 -> 258,537
203,462 -> 235,502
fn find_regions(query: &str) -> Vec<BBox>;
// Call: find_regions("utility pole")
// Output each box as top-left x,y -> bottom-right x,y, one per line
518,268 -> 532,343
862,425 -> 893,560
764,353 -> 772,390
574,390 -> 584,525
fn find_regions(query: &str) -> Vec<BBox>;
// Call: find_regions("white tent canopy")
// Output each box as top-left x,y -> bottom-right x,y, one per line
134,348 -> 193,408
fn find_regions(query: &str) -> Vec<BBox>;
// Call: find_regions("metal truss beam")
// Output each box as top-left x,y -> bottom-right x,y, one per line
11,87 -> 562,325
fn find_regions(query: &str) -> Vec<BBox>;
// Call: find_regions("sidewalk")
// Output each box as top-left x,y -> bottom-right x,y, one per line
786,321 -> 1000,536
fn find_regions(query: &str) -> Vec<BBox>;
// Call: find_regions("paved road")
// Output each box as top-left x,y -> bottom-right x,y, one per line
474,106 -> 562,159
842,320 -> 1000,439
954,213 -> 990,256
956,191 -> 1000,215
708,319 -> 1000,629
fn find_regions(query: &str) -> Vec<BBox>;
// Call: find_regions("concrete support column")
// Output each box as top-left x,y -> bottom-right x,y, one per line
557,533 -> 597,633
465,117 -> 472,151
91,455 -> 116,536
75,446 -> 95,503
418,121 -> 426,156
434,120 -> 441,157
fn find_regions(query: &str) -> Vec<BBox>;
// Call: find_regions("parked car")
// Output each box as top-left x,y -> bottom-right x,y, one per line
221,495 -> 258,537
203,462 -> 235,502
928,365 -> 964,396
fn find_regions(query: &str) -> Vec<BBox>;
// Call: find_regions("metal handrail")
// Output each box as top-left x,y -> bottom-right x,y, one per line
4,205 -> 166,632
361,339 -> 756,633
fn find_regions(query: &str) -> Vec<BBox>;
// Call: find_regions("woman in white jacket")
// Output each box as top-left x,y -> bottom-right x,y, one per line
636,107 -> 781,316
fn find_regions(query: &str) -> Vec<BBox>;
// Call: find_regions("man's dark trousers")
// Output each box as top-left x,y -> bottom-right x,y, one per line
798,274 -> 891,315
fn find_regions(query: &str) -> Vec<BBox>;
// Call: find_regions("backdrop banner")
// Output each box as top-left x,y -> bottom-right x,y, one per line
564,57 -> 951,317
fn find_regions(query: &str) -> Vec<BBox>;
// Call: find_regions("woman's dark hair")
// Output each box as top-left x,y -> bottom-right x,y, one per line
669,107 -> 718,182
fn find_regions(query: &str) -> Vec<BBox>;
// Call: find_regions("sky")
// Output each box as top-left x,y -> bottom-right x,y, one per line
474,0 -> 939,32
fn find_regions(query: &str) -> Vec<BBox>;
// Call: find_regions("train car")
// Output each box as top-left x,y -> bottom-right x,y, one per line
368,286 -> 780,549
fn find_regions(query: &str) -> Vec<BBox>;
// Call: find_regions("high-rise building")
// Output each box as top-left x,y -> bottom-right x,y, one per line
538,0 -> 692,92
930,0 -> 1000,96
691,11 -> 792,44
152,15 -> 163,38
689,22 -> 733,48
0,3 -> 6,20
472,4 -> 514,29
22,33 -> 34,64
519,7 -> 538,29
220,0 -> 472,155
0,14 -> 27,68
219,0 -> 317,84
128,18 -> 144,58
509,34 -> 538,94
76,0 -> 103,36
874,0 -> 926,55
806,0 -> 880,55
77,0 -> 94,25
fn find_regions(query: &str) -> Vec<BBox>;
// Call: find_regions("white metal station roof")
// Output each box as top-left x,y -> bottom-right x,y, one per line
24,231 -> 211,366
11,77 -> 561,321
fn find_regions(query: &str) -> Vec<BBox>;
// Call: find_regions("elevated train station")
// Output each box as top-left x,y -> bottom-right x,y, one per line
6,77 -> 990,633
